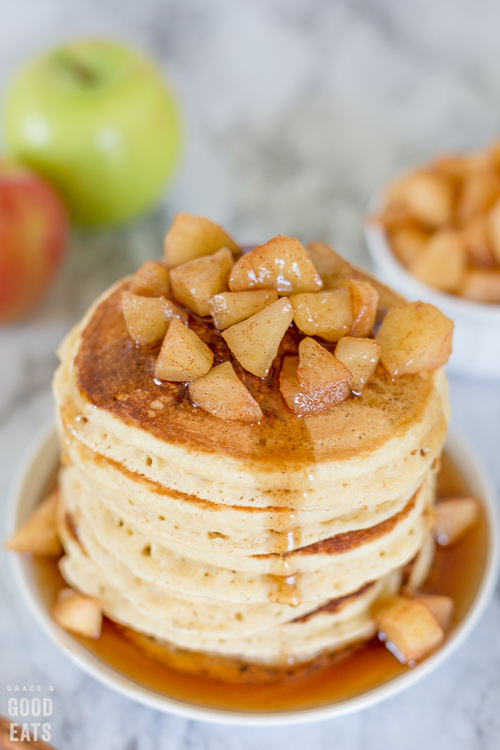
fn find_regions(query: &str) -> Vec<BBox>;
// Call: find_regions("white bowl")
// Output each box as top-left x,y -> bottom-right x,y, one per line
364,215 -> 500,380
7,426 -> 499,726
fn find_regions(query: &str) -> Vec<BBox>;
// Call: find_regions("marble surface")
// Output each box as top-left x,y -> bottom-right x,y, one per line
1,0 -> 500,747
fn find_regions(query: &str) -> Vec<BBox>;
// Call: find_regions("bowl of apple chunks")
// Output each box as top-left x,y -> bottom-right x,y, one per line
119,213 -> 454,422
366,148 -> 500,379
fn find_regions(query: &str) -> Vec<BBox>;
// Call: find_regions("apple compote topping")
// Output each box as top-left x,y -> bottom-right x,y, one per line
120,213 -> 454,422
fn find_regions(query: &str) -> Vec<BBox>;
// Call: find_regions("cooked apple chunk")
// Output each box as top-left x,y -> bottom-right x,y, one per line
461,218 -> 496,269
456,162 -> 500,224
189,362 -> 263,422
222,298 -> 294,377
389,226 -> 429,267
154,317 -> 213,381
278,338 -> 351,415
376,302 -> 454,377
434,497 -> 479,545
413,594 -> 454,630
460,269 -> 500,303
209,289 -> 278,330
121,292 -> 187,346
228,236 -> 322,294
335,337 -> 380,394
337,279 -> 379,337
170,247 -> 233,317
409,230 -> 466,292
385,171 -> 454,227
305,241 -> 352,282
52,588 -> 103,639
5,489 -> 61,556
373,595 -> 444,663
129,260 -> 170,297
164,213 -> 239,268
290,288 -> 353,342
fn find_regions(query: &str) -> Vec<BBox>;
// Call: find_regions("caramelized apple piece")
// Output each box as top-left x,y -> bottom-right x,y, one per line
170,248 -> 233,317
385,171 -> 454,227
189,362 -> 263,422
121,292 -> 186,346
487,196 -> 500,263
376,302 -> 454,377
335,337 -> 380,394
294,338 -> 351,414
413,594 -> 454,630
280,354 -> 350,416
163,214 -> 239,268
222,298 -> 294,377
460,270 -> 500,303
290,288 -> 353,342
409,230 -> 466,292
460,217 -> 496,268
456,162 -> 500,223
372,595 -> 444,663
228,236 -> 322,294
337,279 -> 379,337
5,490 -> 61,556
434,497 -> 479,545
389,226 -> 429,267
129,260 -> 170,297
209,289 -> 278,330
52,588 -> 103,639
154,317 -> 213,381
305,241 -> 352,283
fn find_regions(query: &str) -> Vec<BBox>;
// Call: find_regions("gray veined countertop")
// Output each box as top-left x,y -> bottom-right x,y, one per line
1,0 -> 500,748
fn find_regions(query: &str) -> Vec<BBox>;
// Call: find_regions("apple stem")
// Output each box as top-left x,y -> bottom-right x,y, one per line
71,60 -> 98,85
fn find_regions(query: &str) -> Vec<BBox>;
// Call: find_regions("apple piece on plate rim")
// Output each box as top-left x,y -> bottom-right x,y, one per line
5,489 -> 62,556
164,213 -> 239,268
409,230 -> 466,292
209,289 -> 278,330
290,288 -> 353,342
305,241 -> 352,283
228,236 -> 323,295
434,496 -> 480,545
154,317 -> 213,381
129,260 -> 171,297
336,278 -> 379,337
372,595 -> 445,664
335,337 -> 380,395
222,297 -> 294,378
189,362 -> 263,422
52,588 -> 103,639
376,301 -> 453,378
170,247 -> 233,317
121,291 -> 187,346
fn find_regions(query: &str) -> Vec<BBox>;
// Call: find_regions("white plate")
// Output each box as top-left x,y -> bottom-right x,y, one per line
7,425 -> 499,726
364,209 -> 500,380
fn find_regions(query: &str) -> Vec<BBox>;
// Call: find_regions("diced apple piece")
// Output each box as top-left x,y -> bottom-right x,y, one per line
335,337 -> 380,395
189,362 -> 263,422
5,489 -> 61,556
154,317 -> 213,381
170,248 -> 233,317
385,171 -> 454,227
461,218 -> 496,269
290,288 -> 353,342
129,261 -> 170,297
164,213 -> 239,268
287,338 -> 351,415
305,241 -> 352,281
209,289 -> 278,330
413,594 -> 454,630
222,298 -> 294,377
409,230 -> 466,292
52,588 -> 103,639
487,196 -> 500,263
121,292 -> 186,346
228,236 -> 322,294
456,163 -> 500,223
376,302 -> 454,377
434,497 -> 480,545
389,226 -> 429,267
373,595 -> 444,663
337,279 -> 379,337
460,270 -> 500,303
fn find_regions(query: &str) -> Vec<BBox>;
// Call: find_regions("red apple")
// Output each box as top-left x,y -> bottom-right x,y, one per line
0,161 -> 67,322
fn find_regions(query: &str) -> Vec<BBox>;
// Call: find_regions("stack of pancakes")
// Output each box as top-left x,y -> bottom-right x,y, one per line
53,272 -> 449,673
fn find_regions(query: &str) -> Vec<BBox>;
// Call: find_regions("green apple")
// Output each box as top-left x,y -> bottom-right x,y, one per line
3,40 -> 182,226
